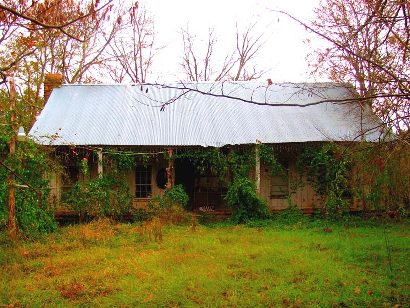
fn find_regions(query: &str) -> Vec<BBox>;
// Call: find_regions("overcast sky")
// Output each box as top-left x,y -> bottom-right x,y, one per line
143,0 -> 323,83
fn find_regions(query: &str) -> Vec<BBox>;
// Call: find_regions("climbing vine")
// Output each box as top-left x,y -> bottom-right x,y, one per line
296,143 -> 352,216
173,145 -> 286,222
62,174 -> 133,221
353,142 -> 410,217
173,145 -> 286,181
259,143 -> 287,177
0,140 -> 60,237
106,150 -> 137,171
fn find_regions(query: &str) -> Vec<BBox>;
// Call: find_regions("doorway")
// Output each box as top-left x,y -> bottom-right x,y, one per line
174,158 -> 196,210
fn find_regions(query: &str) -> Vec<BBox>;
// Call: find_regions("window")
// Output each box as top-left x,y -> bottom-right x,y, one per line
270,175 -> 289,199
270,161 -> 289,199
135,165 -> 152,198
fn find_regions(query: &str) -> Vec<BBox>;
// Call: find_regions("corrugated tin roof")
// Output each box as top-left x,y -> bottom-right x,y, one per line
29,81 -> 383,147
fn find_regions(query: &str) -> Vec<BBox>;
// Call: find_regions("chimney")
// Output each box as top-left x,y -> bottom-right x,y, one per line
44,73 -> 63,103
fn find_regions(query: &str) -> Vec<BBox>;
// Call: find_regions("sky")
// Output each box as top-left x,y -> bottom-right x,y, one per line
143,0 -> 323,83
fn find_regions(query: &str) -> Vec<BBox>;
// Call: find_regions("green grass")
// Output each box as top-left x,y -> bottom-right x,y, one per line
0,219 -> 409,307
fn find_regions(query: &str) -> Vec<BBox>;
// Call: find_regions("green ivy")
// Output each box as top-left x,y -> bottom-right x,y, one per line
296,143 -> 351,217
162,184 -> 189,209
173,145 -> 286,223
259,144 -> 287,177
225,177 -> 270,223
173,148 -> 228,180
146,185 -> 190,224
62,174 -> 133,220
174,145 -> 285,182
0,140 -> 58,237
106,150 -> 137,171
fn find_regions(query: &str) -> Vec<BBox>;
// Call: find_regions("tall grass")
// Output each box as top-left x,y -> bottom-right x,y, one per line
0,219 -> 409,306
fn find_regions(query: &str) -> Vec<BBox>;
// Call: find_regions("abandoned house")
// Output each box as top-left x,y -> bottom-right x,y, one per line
29,75 -> 382,214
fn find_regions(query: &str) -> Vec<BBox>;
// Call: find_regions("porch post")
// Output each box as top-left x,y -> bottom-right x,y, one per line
167,148 -> 174,189
97,148 -> 103,178
255,140 -> 261,196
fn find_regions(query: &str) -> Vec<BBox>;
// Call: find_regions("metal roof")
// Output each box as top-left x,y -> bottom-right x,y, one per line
29,82 -> 383,147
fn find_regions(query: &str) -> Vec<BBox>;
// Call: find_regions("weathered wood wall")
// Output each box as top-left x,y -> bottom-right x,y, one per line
50,147 -> 324,215
259,160 -> 323,213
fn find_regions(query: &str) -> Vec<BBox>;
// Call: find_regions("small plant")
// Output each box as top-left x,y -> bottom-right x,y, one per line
190,214 -> 198,232
163,184 -> 189,209
273,204 -> 307,225
147,185 -> 191,224
225,177 -> 270,223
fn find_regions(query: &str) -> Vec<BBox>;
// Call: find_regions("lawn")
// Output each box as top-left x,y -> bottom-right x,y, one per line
0,218 -> 409,307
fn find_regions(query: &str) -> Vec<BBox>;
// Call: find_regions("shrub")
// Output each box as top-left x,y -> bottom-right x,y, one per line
62,175 -> 133,220
162,184 -> 189,209
16,198 -> 57,237
0,140 -> 59,237
146,185 -> 191,224
225,177 -> 270,223
273,204 -> 307,225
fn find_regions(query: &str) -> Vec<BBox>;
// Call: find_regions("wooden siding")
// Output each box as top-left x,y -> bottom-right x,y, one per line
50,148 -> 328,215
259,160 -> 323,213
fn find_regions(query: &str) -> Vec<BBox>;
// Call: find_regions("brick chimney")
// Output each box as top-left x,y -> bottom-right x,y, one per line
44,73 -> 63,103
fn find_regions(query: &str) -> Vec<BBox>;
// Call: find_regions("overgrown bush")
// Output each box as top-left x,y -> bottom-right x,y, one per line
62,175 -> 133,220
162,184 -> 189,209
273,204 -> 307,225
355,144 -> 409,218
146,185 -> 191,224
297,144 -> 350,217
225,177 -> 270,223
0,140 -> 58,237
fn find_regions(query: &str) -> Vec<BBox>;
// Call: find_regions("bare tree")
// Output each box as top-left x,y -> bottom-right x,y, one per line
180,23 -> 265,81
0,0 -> 123,132
0,0 -> 113,85
106,3 -> 157,83
276,0 -> 410,133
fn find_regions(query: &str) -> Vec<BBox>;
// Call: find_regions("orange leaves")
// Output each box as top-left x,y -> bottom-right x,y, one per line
20,36 -> 37,49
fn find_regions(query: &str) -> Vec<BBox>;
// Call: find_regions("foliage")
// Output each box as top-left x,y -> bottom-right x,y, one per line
272,203 -> 307,225
0,140 -> 58,237
106,150 -> 137,171
353,142 -> 410,217
79,157 -> 89,175
297,142 -> 409,218
146,185 -> 191,224
225,177 -> 270,223
297,144 -> 351,216
259,143 -> 286,177
173,148 -> 228,180
175,144 -> 286,182
226,147 -> 255,179
162,184 -> 189,209
175,145 -> 286,224
62,174 -> 133,220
